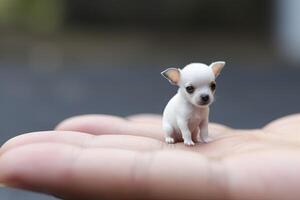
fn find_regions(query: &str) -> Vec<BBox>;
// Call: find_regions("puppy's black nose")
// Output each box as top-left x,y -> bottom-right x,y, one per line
201,94 -> 210,102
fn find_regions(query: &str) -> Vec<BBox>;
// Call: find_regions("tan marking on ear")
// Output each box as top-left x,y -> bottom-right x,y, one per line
210,61 -> 225,78
161,68 -> 180,85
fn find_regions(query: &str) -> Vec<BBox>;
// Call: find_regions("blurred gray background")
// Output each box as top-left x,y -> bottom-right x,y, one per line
0,0 -> 300,199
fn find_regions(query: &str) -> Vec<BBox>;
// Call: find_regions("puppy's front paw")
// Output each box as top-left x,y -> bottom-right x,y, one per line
165,137 -> 175,144
200,135 -> 212,143
202,137 -> 213,143
184,140 -> 195,146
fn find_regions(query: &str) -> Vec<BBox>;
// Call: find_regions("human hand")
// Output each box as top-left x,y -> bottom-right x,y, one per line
1,113 -> 300,200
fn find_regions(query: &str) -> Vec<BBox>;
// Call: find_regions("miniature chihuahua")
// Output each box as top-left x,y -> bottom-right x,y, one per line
161,62 -> 225,146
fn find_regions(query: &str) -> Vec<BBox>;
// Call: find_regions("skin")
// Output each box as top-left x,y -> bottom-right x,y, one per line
1,113 -> 300,199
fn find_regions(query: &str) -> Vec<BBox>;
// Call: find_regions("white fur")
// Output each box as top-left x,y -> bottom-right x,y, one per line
161,62 -> 225,146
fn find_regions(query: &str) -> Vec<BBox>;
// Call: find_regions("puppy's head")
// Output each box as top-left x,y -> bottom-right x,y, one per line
161,62 -> 225,107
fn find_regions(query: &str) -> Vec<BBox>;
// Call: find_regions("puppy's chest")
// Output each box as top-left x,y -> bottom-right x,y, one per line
187,112 -> 203,127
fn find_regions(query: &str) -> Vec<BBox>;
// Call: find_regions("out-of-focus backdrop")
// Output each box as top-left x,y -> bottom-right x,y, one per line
0,0 -> 299,199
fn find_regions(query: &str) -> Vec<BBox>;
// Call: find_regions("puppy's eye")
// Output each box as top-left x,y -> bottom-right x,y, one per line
185,86 -> 195,94
210,82 -> 216,91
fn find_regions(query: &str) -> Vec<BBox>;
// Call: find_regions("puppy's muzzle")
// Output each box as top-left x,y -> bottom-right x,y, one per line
199,94 -> 210,105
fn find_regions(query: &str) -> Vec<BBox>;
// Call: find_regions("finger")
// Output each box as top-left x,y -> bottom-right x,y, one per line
0,130 -> 246,161
0,143 -> 225,200
263,113 -> 300,135
56,115 -> 165,140
1,131 -> 165,155
126,114 -> 162,125
56,115 -> 232,142
2,143 -> 300,200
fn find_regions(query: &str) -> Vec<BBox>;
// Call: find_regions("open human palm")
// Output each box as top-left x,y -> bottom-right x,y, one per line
1,113 -> 300,200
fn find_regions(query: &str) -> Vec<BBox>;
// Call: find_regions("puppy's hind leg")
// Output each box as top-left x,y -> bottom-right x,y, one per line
192,127 -> 201,143
199,120 -> 211,143
163,123 -> 175,144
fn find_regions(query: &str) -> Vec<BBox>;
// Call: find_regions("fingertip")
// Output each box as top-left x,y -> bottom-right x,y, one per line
0,142 -> 80,191
0,131 -> 93,157
55,114 -> 125,133
263,113 -> 300,131
0,132 -> 58,156
0,133 -> 41,154
55,115 -> 89,131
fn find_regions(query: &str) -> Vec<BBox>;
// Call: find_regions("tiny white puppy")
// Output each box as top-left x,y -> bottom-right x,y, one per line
161,62 -> 225,146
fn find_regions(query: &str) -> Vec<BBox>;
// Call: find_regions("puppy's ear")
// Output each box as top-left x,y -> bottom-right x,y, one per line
161,68 -> 181,85
210,61 -> 225,78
